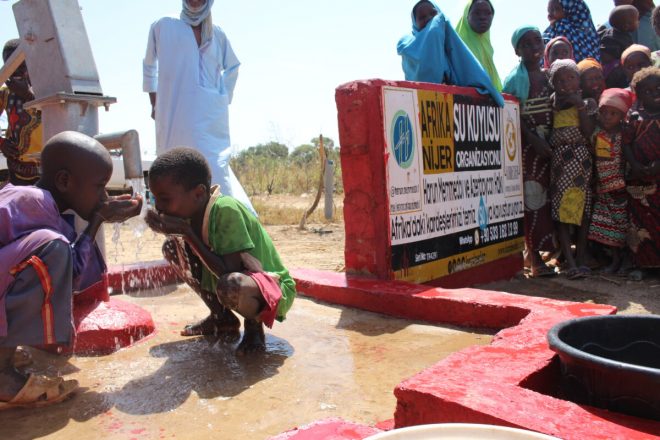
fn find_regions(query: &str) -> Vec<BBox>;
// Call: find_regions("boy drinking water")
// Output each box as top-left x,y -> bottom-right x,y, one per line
145,148 -> 295,354
0,131 -> 142,409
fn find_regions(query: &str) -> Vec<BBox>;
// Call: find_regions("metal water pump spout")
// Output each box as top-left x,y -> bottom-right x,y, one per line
94,130 -> 143,180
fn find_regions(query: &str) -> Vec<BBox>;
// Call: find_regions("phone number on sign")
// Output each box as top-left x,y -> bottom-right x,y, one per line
481,221 -> 519,244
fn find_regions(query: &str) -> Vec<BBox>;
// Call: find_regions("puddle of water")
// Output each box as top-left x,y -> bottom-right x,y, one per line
0,286 -> 493,440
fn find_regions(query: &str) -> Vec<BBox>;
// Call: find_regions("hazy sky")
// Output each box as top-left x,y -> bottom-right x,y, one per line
0,0 -> 614,157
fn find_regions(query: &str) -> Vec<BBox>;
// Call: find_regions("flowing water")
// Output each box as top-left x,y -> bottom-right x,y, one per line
1,287 -> 494,440
110,178 -> 149,263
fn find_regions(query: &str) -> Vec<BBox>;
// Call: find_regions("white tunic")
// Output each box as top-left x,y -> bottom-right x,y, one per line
143,17 -> 253,212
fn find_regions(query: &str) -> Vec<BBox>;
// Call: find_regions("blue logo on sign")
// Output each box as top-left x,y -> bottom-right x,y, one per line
478,196 -> 488,231
391,110 -> 414,169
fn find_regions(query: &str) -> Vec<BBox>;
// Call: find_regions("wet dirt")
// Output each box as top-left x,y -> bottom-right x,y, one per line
1,286 -> 493,440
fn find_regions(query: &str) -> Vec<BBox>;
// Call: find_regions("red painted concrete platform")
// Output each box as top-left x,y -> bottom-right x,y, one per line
287,268 -> 660,440
269,418 -> 382,440
108,259 -> 179,294
56,260 -> 176,356
70,295 -> 156,355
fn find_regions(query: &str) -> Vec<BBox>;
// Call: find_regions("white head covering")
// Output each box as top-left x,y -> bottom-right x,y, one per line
180,0 -> 215,45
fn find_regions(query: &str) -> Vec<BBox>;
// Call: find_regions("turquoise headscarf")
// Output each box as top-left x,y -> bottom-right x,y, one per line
398,1 -> 504,106
502,26 -> 540,106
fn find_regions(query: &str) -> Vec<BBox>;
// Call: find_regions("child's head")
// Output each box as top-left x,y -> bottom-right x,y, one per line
148,147 -> 211,219
40,131 -> 113,220
413,1 -> 438,31
610,5 -> 640,33
578,58 -> 606,100
545,37 -> 574,68
513,27 -> 544,66
621,44 -> 652,82
598,88 -> 634,130
653,5 -> 660,36
467,0 -> 494,35
2,39 -> 28,83
550,59 -> 581,95
633,0 -> 655,15
630,66 -> 660,112
547,0 -> 565,23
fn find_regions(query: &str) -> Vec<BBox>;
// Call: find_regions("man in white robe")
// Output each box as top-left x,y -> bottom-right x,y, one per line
143,0 -> 254,212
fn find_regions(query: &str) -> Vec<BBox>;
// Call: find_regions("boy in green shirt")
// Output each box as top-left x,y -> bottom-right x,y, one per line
145,148 -> 295,353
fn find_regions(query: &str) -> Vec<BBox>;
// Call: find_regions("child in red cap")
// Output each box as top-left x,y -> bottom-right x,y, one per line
588,88 -> 635,273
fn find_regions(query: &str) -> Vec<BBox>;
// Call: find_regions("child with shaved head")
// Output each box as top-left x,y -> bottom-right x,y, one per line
145,147 -> 295,354
0,131 -> 142,409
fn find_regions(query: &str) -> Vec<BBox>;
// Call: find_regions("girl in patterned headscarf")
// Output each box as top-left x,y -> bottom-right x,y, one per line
543,36 -> 574,69
543,0 -> 600,63
548,59 -> 598,279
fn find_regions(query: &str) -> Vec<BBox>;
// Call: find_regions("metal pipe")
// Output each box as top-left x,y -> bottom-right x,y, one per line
94,130 -> 143,179
324,159 -> 334,220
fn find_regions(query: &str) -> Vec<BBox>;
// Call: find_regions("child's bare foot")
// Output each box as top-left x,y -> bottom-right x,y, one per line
181,311 -> 240,337
236,319 -> 265,355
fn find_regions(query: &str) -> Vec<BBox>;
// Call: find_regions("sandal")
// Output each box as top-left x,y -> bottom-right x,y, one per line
530,265 -> 556,278
564,266 -> 591,280
0,374 -> 78,411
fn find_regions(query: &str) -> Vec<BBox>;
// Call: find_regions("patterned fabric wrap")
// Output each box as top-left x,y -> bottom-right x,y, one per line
588,130 -> 628,247
0,86 -> 43,183
550,121 -> 594,226
520,72 -> 555,252
589,190 -> 628,247
543,0 -> 600,63
624,111 -> 660,267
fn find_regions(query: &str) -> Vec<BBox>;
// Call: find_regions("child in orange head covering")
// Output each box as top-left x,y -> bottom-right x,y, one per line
588,88 -> 635,273
578,58 -> 606,100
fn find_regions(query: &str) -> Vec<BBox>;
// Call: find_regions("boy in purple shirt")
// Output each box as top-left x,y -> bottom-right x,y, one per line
0,131 -> 142,409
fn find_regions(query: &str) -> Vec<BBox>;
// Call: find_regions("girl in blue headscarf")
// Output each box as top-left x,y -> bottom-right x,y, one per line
543,0 -> 600,63
503,26 -> 557,277
397,0 -> 504,106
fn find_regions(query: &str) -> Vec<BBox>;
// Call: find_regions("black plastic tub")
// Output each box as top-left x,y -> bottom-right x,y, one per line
547,314 -> 660,421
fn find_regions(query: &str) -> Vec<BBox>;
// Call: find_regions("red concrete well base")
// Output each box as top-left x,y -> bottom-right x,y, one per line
107,259 -> 179,294
285,268 -> 660,440
69,296 -> 156,355
53,264 -> 174,355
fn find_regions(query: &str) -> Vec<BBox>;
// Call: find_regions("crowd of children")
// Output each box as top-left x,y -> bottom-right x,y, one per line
499,1 -> 660,279
401,0 -> 659,279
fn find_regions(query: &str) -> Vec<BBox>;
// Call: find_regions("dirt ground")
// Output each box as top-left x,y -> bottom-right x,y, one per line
106,194 -> 660,316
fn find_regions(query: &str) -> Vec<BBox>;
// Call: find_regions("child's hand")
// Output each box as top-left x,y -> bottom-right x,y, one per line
145,209 -> 192,236
564,92 -> 584,108
96,194 -> 143,223
531,137 -> 552,160
6,76 -> 34,101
